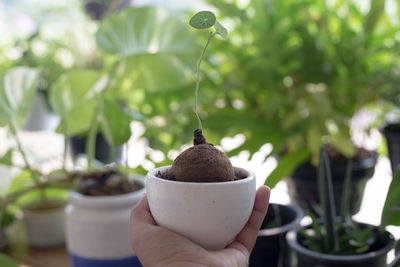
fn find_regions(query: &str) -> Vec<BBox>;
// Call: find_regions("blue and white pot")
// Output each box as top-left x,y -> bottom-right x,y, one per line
66,177 -> 145,267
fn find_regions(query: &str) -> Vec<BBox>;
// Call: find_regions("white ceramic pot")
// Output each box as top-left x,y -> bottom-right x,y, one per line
22,201 -> 66,247
146,166 -> 256,250
66,176 -> 145,267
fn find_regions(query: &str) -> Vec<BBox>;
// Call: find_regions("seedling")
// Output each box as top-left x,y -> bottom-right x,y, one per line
158,11 -> 239,183
189,11 -> 227,130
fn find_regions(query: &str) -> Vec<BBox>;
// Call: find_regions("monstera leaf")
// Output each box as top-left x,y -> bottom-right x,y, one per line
50,70 -> 103,135
0,67 -> 40,128
95,6 -> 198,91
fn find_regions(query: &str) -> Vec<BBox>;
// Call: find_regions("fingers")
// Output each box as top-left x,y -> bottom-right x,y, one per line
229,185 -> 270,254
131,193 -> 156,226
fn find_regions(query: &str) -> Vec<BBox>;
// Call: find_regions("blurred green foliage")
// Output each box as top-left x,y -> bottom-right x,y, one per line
1,0 -> 400,188
141,0 -> 400,186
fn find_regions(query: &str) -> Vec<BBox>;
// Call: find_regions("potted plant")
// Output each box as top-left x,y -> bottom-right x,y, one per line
145,10 -> 260,252
249,203 -> 303,267
286,146 -> 378,215
47,6 -> 199,266
286,147 -> 396,267
0,67 -> 68,247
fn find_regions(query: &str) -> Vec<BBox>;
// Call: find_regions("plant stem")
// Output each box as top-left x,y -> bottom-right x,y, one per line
9,121 -> 46,202
86,59 -> 124,169
9,121 -> 40,185
63,119 -> 68,171
87,109 -> 99,170
194,31 -> 216,130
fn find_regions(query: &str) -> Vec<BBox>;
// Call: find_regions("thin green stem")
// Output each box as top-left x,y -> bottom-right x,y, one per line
87,110 -> 99,170
86,59 -> 123,169
9,120 -> 46,203
9,121 -> 40,185
63,119 -> 68,171
194,31 -> 216,130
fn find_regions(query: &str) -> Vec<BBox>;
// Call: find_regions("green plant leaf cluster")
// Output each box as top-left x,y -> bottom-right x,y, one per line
300,147 -> 380,255
182,0 -> 400,187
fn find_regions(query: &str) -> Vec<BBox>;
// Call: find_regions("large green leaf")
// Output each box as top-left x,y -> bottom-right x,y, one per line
0,67 -> 40,128
100,100 -> 132,147
50,70 -> 103,135
95,6 -> 198,90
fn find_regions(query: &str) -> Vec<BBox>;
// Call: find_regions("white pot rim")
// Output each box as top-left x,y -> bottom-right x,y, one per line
147,165 -> 255,185
68,177 -> 145,209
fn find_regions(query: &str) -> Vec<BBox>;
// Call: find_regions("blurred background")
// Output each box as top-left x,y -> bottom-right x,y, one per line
0,0 -> 400,266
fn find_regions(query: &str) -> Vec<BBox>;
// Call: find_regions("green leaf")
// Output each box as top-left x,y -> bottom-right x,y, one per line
96,7 -> 197,90
100,100 -> 132,147
117,54 -> 195,91
0,67 -> 40,128
214,21 -> 228,40
381,168 -> 400,229
265,147 -> 310,188
50,70 -> 103,135
318,147 -> 339,252
96,7 -> 198,56
189,11 -> 216,30
0,254 -> 18,267
0,149 -> 13,166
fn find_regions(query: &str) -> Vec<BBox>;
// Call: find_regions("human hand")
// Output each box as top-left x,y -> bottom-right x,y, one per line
130,186 -> 270,267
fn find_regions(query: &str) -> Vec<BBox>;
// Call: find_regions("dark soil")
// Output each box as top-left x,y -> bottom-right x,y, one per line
161,129 -> 243,183
75,168 -> 143,196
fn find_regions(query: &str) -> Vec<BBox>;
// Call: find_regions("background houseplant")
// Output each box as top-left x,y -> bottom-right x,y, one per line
286,147 -> 398,267
53,6 -> 201,266
0,67 -> 69,247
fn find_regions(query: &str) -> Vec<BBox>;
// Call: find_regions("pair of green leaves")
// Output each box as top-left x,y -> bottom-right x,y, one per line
189,11 -> 228,40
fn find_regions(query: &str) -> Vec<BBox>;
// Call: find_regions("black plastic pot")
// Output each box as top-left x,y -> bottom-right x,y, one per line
69,133 -> 123,164
286,223 -> 395,267
249,203 -> 303,267
382,123 -> 400,174
286,150 -> 378,216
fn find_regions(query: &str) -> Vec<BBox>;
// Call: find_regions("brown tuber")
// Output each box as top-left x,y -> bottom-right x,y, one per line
169,129 -> 235,182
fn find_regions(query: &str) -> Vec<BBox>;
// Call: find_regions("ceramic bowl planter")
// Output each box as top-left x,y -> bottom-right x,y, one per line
146,166 -> 256,250
66,176 -> 145,267
287,149 -> 378,215
249,203 -> 303,267
286,223 -> 395,267
22,200 -> 66,247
